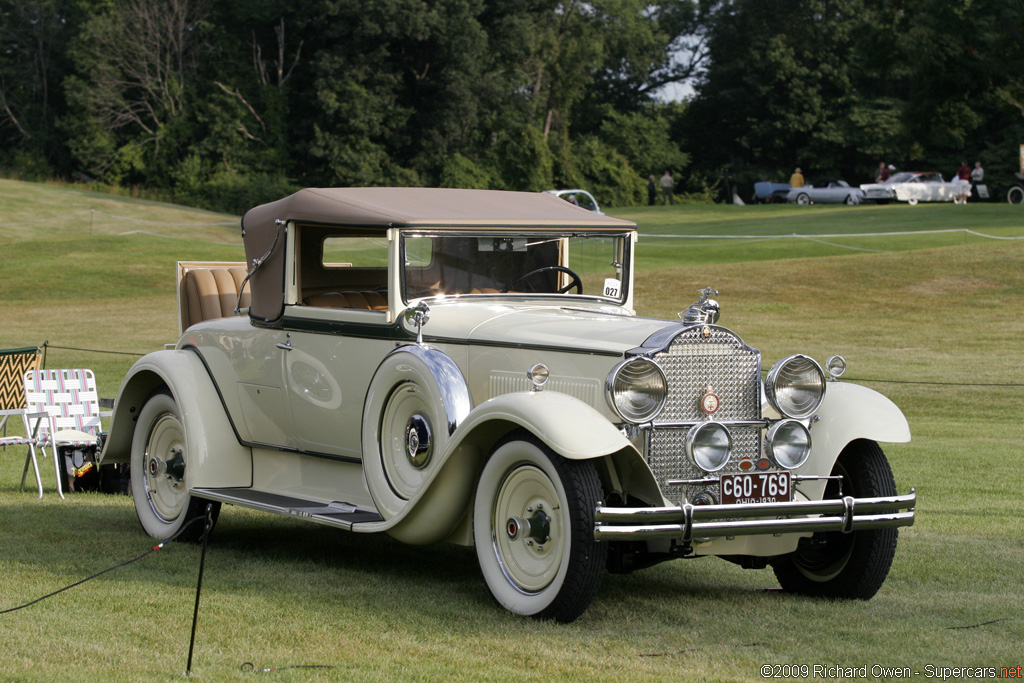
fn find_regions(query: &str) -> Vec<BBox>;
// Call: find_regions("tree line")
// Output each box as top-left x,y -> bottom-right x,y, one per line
2,0 -> 1023,213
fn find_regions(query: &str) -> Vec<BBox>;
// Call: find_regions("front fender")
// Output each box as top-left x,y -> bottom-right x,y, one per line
800,381 -> 910,497
454,391 -> 635,461
365,391 -> 658,544
99,349 -> 252,489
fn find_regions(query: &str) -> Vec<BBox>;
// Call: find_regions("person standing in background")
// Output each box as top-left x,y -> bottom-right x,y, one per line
956,160 -> 971,204
648,175 -> 658,206
789,168 -> 805,188
970,161 -> 985,202
659,171 -> 675,205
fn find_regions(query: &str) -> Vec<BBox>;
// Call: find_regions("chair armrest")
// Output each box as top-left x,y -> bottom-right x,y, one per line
0,408 -> 30,416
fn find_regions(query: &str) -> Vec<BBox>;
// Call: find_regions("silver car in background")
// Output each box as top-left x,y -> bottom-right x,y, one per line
787,178 -> 864,205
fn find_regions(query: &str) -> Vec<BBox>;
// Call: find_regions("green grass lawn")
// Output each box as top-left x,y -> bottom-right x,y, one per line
1,179 -> 1022,681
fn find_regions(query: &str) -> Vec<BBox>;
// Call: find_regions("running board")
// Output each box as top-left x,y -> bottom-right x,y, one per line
192,487 -> 383,530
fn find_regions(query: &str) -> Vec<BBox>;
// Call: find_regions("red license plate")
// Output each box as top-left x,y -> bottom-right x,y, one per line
720,472 -> 791,505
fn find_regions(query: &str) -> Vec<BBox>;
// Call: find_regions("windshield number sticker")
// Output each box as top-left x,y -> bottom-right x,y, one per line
603,278 -> 622,298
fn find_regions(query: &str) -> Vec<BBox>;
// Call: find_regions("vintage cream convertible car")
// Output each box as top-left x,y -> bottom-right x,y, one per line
100,188 -> 915,623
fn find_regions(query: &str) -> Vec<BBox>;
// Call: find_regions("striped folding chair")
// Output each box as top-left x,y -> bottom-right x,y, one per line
0,347 -> 52,497
24,369 -> 110,499
1,346 -> 42,441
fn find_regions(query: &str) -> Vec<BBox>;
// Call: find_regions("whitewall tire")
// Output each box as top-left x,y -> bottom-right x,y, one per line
473,432 -> 605,623
130,390 -> 219,542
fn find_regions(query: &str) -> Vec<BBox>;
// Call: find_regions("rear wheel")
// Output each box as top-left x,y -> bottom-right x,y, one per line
473,432 -> 605,623
771,440 -> 897,599
130,390 -> 219,542
1008,185 -> 1024,204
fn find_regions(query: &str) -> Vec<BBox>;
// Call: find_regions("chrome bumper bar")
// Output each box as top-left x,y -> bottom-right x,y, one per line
594,489 -> 915,542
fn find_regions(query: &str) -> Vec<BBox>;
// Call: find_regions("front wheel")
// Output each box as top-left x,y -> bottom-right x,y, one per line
130,390 -> 219,542
1008,185 -> 1024,204
796,193 -> 811,205
771,440 -> 898,599
473,432 -> 605,623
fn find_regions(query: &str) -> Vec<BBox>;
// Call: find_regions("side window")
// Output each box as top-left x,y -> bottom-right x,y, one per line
298,232 -> 389,310
322,236 -> 388,267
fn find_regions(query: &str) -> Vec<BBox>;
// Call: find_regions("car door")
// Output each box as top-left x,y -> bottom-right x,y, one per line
279,320 -> 392,459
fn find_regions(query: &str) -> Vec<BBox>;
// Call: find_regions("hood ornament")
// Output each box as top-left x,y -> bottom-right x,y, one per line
679,287 -> 720,325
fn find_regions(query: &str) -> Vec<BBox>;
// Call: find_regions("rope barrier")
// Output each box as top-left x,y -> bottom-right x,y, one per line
18,208 -> 237,227
42,343 -> 146,358
638,228 -> 1024,240
37,342 -> 1021,388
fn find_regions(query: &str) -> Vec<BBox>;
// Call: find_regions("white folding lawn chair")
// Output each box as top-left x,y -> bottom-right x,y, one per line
24,368 -> 110,499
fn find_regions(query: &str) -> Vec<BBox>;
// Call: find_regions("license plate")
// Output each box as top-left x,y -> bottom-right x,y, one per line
720,472 -> 791,505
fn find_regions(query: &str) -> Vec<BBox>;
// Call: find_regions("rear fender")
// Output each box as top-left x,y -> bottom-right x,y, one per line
99,349 -> 252,489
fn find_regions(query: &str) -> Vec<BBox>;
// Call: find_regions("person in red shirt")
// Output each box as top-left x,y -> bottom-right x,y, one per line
956,161 -> 971,204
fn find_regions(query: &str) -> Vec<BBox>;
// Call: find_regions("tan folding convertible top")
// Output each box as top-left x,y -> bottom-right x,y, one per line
240,187 -> 636,323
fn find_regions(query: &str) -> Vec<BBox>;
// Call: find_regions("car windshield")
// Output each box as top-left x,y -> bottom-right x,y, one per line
887,172 -> 916,183
402,231 -> 630,303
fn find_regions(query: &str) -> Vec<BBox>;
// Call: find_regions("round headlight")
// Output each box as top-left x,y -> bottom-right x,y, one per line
685,422 -> 732,472
607,357 -> 667,423
765,419 -> 812,470
765,354 -> 826,418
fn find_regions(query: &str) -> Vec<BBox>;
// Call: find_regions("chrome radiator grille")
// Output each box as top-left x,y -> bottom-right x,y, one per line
647,326 -> 763,504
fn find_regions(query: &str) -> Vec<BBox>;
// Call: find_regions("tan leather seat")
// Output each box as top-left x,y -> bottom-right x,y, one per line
181,267 -> 251,329
302,291 -> 388,311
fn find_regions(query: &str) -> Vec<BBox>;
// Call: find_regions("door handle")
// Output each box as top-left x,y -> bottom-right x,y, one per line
276,338 -> 293,351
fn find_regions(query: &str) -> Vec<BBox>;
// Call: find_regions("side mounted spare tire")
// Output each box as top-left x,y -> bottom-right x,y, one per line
361,345 -> 472,520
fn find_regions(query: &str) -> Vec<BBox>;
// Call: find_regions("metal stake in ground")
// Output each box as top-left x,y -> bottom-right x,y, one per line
186,504 -> 214,677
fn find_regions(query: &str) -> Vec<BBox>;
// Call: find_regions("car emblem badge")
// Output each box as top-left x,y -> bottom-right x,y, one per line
702,325 -> 712,338
701,385 -> 720,415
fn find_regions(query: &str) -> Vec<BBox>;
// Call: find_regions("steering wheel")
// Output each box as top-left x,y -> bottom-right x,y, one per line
504,266 -> 583,294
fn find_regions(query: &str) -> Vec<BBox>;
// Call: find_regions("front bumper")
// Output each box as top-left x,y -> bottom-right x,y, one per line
594,489 -> 915,543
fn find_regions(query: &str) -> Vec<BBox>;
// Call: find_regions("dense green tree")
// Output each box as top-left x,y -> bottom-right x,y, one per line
0,0 -> 104,175
15,0 -> 1024,208
684,0 -> 1024,194
63,0 -> 212,184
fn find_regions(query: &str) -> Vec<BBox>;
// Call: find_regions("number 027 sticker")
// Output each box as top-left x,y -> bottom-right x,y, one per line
603,278 -> 622,298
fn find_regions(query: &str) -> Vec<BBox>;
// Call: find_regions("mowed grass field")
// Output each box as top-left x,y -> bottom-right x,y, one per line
1,178 -> 1022,681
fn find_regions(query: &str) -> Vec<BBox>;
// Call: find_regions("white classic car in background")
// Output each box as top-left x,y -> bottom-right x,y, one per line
786,178 -> 865,205
100,188 -> 915,623
860,171 -> 967,205
544,188 -> 603,213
